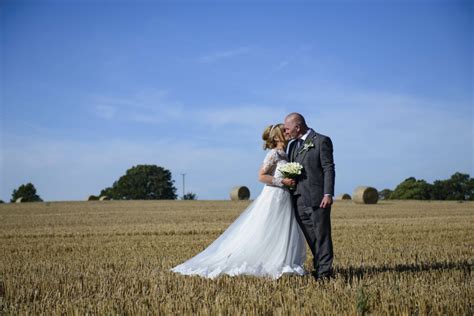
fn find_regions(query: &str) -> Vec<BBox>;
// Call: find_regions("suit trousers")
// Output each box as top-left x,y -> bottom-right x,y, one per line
294,195 -> 333,276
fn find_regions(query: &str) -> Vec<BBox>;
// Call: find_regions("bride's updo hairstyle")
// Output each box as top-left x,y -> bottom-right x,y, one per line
262,123 -> 286,150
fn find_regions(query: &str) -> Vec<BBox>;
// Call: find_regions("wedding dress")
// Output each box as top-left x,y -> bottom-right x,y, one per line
171,148 -> 307,279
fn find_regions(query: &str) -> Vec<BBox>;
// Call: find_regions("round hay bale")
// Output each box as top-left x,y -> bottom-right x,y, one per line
99,196 -> 110,201
336,193 -> 351,200
230,186 -> 250,201
353,186 -> 378,204
15,197 -> 24,203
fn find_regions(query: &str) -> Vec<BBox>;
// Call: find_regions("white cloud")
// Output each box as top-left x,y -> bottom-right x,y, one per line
2,84 -> 471,202
89,89 -> 185,124
1,136 -> 265,202
265,45 -> 313,77
197,105 -> 287,129
329,97 -> 470,190
89,90 -> 290,134
273,60 -> 290,73
256,83 -> 473,192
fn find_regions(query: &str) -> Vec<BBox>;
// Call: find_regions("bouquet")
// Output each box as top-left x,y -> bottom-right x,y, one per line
278,162 -> 303,189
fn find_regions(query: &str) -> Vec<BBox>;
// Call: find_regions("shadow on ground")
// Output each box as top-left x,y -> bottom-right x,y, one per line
334,260 -> 472,283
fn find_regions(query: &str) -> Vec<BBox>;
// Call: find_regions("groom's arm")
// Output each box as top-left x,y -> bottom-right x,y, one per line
320,136 -> 335,197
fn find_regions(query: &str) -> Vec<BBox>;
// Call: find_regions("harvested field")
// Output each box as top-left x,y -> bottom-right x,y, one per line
0,200 -> 472,314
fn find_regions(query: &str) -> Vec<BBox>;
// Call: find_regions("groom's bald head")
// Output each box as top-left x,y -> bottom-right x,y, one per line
285,113 -> 307,128
284,113 -> 308,139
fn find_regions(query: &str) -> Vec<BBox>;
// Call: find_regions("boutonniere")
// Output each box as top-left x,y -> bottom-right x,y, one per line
299,140 -> 315,154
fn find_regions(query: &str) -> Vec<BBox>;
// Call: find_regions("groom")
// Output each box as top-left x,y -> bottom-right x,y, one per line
284,113 -> 335,280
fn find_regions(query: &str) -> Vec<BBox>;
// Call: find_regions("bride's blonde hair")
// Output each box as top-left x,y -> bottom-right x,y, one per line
262,124 -> 287,150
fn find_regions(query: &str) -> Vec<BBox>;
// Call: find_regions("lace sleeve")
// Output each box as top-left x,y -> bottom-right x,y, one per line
271,176 -> 283,187
261,150 -> 284,187
261,150 -> 278,174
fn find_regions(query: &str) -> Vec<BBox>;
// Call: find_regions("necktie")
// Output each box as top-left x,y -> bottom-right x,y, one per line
292,139 -> 303,161
296,139 -> 303,150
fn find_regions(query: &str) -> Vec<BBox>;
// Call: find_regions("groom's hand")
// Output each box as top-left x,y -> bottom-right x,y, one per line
282,178 -> 296,187
320,195 -> 333,208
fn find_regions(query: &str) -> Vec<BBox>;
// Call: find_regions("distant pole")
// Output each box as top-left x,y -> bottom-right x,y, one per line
181,173 -> 186,198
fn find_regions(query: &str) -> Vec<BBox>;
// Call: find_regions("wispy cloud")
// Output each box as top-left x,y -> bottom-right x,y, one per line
255,82 -> 473,190
198,105 -> 287,128
272,60 -> 290,73
198,46 -> 252,63
90,90 -> 185,124
1,136 -> 263,201
95,105 -> 117,119
4,79 -> 472,202
90,90 -> 289,131
266,45 -> 313,77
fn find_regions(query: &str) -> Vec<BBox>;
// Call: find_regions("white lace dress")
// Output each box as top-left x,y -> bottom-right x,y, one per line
170,149 -> 307,279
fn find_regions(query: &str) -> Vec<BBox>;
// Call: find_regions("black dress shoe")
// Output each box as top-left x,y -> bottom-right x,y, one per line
314,271 -> 334,281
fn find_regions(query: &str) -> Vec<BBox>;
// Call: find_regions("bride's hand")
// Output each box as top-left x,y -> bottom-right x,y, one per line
282,178 -> 296,187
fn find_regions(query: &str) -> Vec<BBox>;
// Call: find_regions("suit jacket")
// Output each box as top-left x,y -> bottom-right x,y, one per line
288,129 -> 335,207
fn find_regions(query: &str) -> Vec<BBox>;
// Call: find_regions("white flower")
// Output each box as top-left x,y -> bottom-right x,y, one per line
299,141 -> 315,153
303,142 -> 314,150
278,162 -> 303,178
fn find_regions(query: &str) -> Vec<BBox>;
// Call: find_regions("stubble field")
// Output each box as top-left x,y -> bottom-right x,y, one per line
0,199 -> 472,314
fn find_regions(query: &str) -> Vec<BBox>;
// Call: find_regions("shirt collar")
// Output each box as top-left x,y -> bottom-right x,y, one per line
299,128 -> 312,142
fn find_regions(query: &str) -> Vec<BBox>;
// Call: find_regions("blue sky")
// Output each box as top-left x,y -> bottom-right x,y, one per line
1,0 -> 472,201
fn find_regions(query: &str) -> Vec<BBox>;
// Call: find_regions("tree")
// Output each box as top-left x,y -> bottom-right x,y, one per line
99,187 -> 116,199
384,172 -> 473,201
182,192 -> 197,200
10,183 -> 43,202
378,189 -> 393,200
432,172 -> 473,201
100,165 -> 177,200
390,177 -> 432,200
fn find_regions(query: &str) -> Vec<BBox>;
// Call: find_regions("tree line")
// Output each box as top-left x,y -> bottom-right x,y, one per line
3,169 -> 471,203
5,165 -> 197,203
379,172 -> 473,201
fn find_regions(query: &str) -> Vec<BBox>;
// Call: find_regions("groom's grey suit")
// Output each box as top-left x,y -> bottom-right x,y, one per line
288,129 -> 335,277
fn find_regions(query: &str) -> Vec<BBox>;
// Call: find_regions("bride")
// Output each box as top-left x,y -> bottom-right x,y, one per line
171,124 -> 307,279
